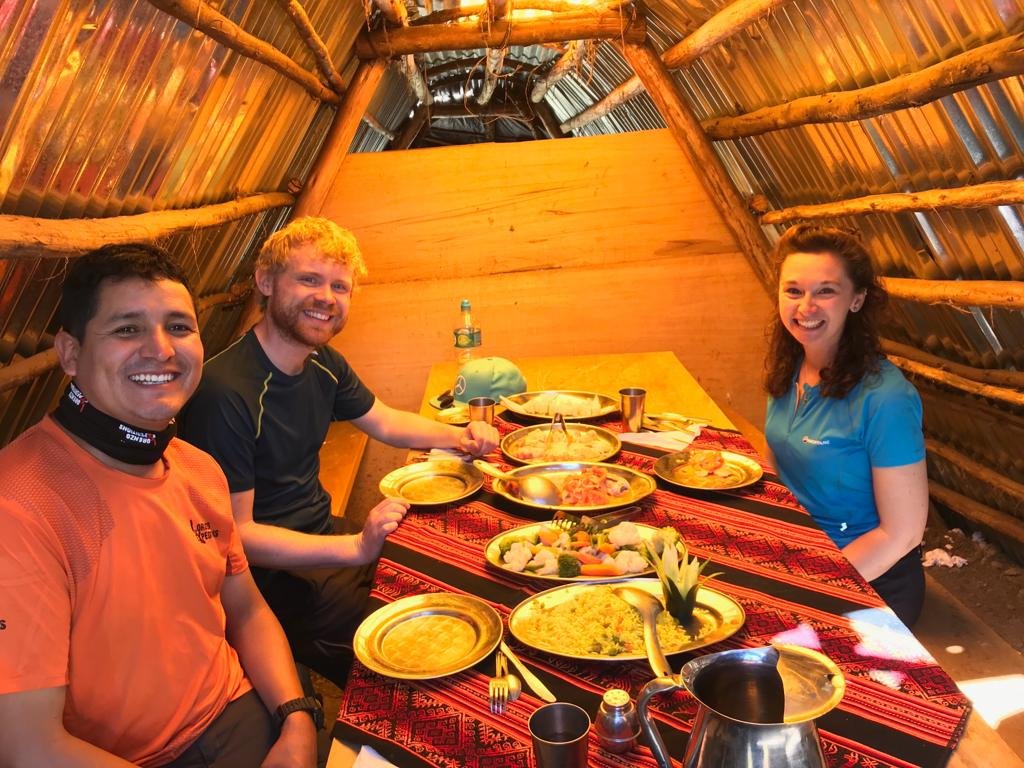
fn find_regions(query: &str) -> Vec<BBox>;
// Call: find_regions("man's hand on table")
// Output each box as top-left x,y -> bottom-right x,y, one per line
261,710 -> 316,768
354,498 -> 410,563
458,421 -> 500,456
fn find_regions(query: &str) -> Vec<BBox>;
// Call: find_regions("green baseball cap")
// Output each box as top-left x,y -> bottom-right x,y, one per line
453,357 -> 527,404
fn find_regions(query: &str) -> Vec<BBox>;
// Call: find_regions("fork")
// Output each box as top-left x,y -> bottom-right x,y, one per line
489,652 -> 510,714
553,505 -> 643,533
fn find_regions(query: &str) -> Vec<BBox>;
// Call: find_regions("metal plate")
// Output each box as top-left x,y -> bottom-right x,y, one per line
501,423 -> 621,464
484,521 -> 659,582
653,449 -> 764,491
642,412 -> 710,432
354,593 -> 502,679
508,579 -> 744,662
500,390 -> 618,420
435,405 -> 470,426
379,460 -> 483,505
490,462 -> 656,512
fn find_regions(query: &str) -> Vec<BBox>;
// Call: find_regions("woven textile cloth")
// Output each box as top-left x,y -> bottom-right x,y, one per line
334,414 -> 970,768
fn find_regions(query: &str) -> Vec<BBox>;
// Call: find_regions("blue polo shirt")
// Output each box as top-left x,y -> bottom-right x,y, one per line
765,359 -> 925,548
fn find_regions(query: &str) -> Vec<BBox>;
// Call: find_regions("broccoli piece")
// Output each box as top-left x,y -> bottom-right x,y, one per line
557,554 -> 581,578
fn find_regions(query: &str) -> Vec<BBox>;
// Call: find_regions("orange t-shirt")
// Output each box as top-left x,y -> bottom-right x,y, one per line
0,417 -> 253,766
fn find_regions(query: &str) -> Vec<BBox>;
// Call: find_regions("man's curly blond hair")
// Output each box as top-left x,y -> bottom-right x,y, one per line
256,217 -> 368,280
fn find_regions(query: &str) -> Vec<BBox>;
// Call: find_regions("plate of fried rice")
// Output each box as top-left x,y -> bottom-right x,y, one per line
508,579 -> 744,661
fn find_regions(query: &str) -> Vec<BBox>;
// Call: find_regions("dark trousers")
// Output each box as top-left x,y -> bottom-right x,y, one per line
870,545 -> 925,627
252,517 -> 377,688
161,691 -> 276,768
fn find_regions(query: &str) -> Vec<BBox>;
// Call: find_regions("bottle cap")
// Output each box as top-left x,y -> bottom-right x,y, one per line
602,689 -> 631,708
460,299 -> 471,311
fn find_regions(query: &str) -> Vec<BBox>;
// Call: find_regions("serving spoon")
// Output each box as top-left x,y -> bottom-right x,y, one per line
473,460 -> 562,505
613,586 -> 674,678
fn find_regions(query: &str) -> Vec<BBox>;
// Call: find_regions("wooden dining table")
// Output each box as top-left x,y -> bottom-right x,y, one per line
329,351 -> 986,768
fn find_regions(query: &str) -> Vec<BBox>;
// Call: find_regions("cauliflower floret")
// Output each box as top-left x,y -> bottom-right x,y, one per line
528,548 -> 559,576
614,549 -> 649,574
607,521 -> 641,548
502,541 -> 533,572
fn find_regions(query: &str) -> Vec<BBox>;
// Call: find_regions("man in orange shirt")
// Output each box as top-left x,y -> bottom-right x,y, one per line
0,245 -> 328,767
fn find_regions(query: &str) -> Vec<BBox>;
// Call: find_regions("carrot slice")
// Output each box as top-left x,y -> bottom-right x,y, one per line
537,526 -> 560,546
580,562 -> 624,577
572,550 -> 603,565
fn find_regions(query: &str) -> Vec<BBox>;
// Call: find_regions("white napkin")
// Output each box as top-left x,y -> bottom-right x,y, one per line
353,745 -> 399,768
619,427 -> 701,451
427,447 -> 473,461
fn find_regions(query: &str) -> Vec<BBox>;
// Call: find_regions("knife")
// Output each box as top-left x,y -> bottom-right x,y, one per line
499,640 -> 556,702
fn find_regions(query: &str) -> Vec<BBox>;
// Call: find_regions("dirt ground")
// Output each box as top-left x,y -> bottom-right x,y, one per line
921,513 -> 1024,654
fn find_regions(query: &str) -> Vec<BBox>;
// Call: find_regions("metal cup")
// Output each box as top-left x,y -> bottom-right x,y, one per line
619,387 -> 647,433
468,396 -> 496,425
529,702 -> 590,768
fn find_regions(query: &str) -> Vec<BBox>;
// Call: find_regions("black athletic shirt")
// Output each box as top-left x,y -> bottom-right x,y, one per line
178,330 -> 375,535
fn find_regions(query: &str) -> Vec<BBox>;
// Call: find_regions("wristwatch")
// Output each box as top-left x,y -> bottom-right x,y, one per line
276,696 -> 324,730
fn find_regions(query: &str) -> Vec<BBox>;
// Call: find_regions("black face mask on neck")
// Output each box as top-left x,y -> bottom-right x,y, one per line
52,381 -> 175,465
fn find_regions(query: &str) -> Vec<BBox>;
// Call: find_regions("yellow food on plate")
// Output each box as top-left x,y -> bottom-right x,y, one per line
671,450 -> 746,488
506,428 -> 610,462
517,392 -> 607,418
515,585 -> 707,656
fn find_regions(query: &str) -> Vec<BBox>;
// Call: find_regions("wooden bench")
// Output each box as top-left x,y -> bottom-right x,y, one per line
318,421 -> 368,517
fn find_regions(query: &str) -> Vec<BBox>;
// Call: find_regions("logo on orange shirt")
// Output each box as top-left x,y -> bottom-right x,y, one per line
190,519 -> 221,544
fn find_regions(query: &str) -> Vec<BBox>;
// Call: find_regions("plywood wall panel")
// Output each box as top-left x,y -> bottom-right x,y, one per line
317,128 -> 773,429
321,130 -> 738,283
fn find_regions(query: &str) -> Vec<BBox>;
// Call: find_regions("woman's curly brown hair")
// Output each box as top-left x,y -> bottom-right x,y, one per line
763,224 -> 887,400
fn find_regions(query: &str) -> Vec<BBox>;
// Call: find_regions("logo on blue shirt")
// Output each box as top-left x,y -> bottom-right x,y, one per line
801,436 -> 831,446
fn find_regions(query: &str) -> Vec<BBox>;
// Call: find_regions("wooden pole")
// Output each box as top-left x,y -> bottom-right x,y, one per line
881,276 -> 1024,310
412,0 -> 628,25
361,112 -> 396,141
392,105 -> 430,149
561,0 -> 786,132
355,11 -> 646,57
531,40 -> 583,102
274,0 -> 346,93
761,179 -> 1024,226
926,438 -> 1024,506
0,350 -> 59,393
533,96 -> 567,138
293,59 -> 389,218
0,193 -> 294,259
145,0 -> 338,104
887,354 -> 1024,409
620,41 -> 774,289
703,33 -> 1024,140
929,480 -> 1024,554
881,338 -> 1024,389
477,48 -> 506,105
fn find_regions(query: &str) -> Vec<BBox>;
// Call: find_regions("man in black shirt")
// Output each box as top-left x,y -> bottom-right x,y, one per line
180,218 -> 499,686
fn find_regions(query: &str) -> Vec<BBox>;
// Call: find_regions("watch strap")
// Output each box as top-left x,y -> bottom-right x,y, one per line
276,695 -> 324,730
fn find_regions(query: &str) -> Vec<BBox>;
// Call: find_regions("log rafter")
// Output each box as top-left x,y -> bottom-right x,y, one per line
620,41 -> 773,289
273,0 -> 346,93
0,193 -> 295,259
561,0 -> 787,133
355,11 -> 646,58
926,438 -> 1024,507
881,338 -> 1024,390
531,39 -> 583,102
410,0 -> 628,26
703,32 -> 1024,140
760,179 -> 1024,226
887,353 -> 1024,409
144,0 -> 338,104
882,276 -> 1024,311
929,480 -> 1024,554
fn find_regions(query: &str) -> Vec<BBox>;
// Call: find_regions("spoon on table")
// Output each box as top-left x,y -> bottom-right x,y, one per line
613,586 -> 674,678
473,460 -> 562,505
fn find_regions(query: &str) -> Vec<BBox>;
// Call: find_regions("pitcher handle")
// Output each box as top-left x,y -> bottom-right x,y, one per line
636,675 -> 683,768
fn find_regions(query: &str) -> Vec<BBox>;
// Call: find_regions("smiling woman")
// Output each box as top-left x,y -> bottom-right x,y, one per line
763,225 -> 929,627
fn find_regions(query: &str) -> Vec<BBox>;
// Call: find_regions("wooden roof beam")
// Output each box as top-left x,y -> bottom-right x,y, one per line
704,32 -> 1024,140
411,0 -> 627,25
890,354 -> 1024,409
760,178 -> 1024,226
145,0 -> 339,104
273,0 -> 346,93
881,338 -> 1024,390
929,481 -> 1024,556
0,192 -> 294,260
355,8 -> 645,58
374,1 -> 433,105
561,0 -> 786,132
531,40 -> 583,102
882,275 -> 1024,311
392,105 -> 431,149
619,40 -> 774,289
477,48 -> 506,105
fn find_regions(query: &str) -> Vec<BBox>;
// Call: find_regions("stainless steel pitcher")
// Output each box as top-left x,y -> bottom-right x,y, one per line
636,644 -> 845,768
